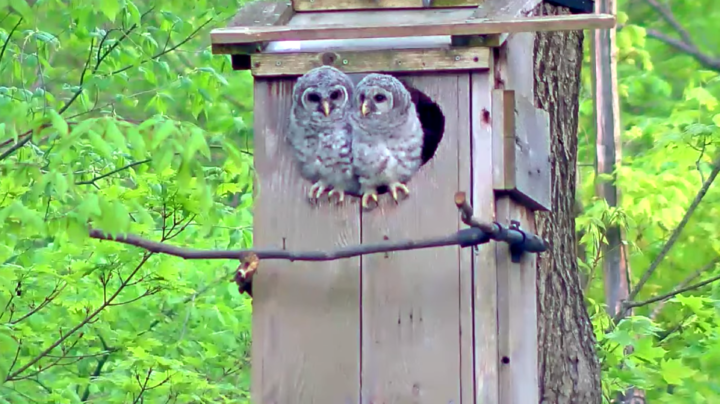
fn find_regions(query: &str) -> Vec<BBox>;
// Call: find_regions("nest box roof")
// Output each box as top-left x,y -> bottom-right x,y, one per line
210,1 -> 614,50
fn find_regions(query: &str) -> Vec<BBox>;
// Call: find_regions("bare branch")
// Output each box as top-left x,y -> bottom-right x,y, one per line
644,28 -> 720,71
89,192 -> 547,263
619,155 -> 720,321
90,228 -> 476,262
641,0 -> 694,46
650,258 -> 720,319
625,270 -> 720,310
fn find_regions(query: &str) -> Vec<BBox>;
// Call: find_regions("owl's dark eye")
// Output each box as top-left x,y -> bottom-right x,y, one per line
359,94 -> 365,103
307,93 -> 321,103
329,90 -> 341,100
374,94 -> 387,103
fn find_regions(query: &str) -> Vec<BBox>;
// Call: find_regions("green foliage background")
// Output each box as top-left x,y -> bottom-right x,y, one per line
1,0 -> 255,402
0,0 -> 719,402
577,1 -> 720,402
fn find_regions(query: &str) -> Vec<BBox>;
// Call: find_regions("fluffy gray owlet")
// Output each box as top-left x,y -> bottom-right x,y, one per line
350,73 -> 424,209
287,66 -> 359,203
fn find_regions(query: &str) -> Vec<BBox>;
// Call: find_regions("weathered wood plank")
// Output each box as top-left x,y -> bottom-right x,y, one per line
252,79 -> 361,404
470,69 -> 499,404
231,1 -> 294,27
465,0 -> 544,47
288,7 -> 473,27
491,89 -> 551,211
210,13 -> 616,45
360,73 -> 467,404
211,1 -> 294,63
458,72 -> 474,404
249,47 -> 490,76
472,0 -> 543,18
491,89 -> 514,191
293,0 -> 481,11
513,93 -> 551,210
495,196 -> 538,404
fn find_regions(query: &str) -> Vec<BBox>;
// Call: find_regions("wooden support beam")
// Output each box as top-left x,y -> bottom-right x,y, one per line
248,47 -> 491,76
292,0 -> 481,11
491,89 -> 551,211
210,13 -> 616,45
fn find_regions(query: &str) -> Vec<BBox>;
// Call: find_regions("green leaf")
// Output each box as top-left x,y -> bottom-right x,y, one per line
99,0 -> 123,21
660,358 -> 697,385
9,0 -> 34,21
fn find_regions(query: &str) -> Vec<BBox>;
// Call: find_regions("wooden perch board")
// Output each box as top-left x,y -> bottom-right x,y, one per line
492,89 -> 551,211
250,47 -> 491,76
210,13 -> 616,47
293,0 -> 482,11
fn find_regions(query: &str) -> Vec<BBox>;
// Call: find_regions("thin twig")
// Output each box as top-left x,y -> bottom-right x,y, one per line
650,258 -> 720,319
642,0 -> 694,46
75,159 -> 151,185
5,254 -> 152,381
619,155 -> 720,322
0,17 -> 22,63
624,271 -> 720,310
110,18 -> 214,76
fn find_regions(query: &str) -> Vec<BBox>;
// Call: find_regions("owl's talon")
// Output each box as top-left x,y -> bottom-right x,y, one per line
361,191 -> 379,210
328,189 -> 345,204
308,181 -> 329,201
388,182 -> 410,203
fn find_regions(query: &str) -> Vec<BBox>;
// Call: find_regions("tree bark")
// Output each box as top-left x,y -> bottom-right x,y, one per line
533,3 -> 603,403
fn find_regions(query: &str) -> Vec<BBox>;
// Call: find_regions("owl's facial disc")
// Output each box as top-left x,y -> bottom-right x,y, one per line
302,88 -> 325,116
359,89 -> 393,116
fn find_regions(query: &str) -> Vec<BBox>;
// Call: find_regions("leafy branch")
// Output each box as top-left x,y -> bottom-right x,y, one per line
110,17 -> 214,76
4,254 -> 153,382
614,154 -> 720,324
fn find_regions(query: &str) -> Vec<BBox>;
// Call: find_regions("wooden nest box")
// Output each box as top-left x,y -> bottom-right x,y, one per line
211,1 -> 614,403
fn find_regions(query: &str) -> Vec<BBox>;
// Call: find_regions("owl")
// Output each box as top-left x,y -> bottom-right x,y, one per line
287,66 -> 359,203
349,73 -> 424,209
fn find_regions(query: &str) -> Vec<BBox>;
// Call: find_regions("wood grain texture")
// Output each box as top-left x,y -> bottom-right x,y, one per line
470,70 -> 498,404
360,73 -> 468,404
495,196 -> 538,404
472,0 -> 542,18
212,1 -> 294,60
252,79 -> 361,404
288,7 -> 473,27
513,93 -> 550,210
230,1 -> 294,27
490,84 -> 551,209
250,47 -> 490,76
293,0 -> 481,11
458,72 -> 474,404
490,89 -> 515,192
210,13 -> 616,45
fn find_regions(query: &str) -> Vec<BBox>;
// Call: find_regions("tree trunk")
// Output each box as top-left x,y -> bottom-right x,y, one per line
533,3 -> 603,403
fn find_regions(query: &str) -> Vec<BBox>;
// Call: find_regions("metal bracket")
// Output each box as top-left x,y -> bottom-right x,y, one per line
508,220 -> 525,263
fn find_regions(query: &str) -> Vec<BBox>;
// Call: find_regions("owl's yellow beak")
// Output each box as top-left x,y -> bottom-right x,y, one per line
322,100 -> 330,117
361,100 -> 370,116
